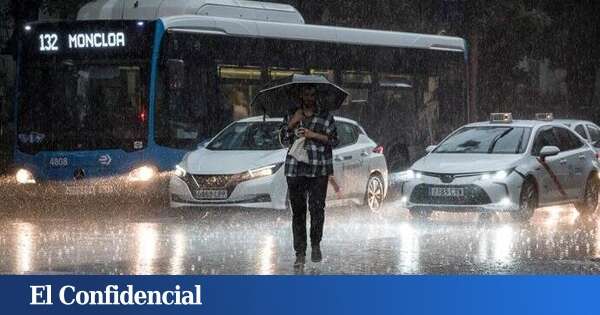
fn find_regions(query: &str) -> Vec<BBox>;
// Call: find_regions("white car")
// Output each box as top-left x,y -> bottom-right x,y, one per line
398,113 -> 600,221
169,116 -> 388,211
555,119 -> 600,154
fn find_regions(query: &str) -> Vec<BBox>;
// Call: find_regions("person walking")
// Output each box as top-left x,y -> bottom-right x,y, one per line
280,85 -> 339,267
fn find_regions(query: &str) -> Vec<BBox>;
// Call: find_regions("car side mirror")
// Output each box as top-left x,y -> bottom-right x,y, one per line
166,59 -> 185,90
425,145 -> 436,153
539,146 -> 560,159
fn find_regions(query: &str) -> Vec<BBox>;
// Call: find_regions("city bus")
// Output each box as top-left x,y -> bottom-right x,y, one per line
12,0 -> 467,196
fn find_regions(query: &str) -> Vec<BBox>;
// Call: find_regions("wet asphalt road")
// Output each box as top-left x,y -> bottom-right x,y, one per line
2,188 -> 600,275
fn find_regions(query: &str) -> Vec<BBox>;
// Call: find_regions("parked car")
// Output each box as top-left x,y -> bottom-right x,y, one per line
169,116 -> 388,212
397,113 -> 600,221
555,118 -> 600,156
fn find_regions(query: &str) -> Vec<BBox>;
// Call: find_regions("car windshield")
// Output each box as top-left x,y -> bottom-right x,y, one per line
207,121 -> 284,151
434,126 -> 531,154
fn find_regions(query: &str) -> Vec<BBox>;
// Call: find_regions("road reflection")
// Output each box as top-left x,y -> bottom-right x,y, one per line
257,234 -> 276,275
14,222 -> 36,274
397,222 -> 419,274
169,230 -> 186,275
1,203 -> 600,274
133,223 -> 159,275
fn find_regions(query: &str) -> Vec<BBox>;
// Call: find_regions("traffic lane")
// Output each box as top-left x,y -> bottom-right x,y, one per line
1,203 -> 600,274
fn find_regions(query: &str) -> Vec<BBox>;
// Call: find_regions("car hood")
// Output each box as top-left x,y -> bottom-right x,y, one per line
182,148 -> 286,174
411,153 -> 524,174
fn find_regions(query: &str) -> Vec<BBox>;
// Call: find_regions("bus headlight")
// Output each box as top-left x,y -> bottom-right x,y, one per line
16,169 -> 36,184
129,165 -> 156,182
174,165 -> 187,178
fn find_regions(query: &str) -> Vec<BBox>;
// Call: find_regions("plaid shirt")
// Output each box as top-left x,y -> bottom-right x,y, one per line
280,110 -> 339,177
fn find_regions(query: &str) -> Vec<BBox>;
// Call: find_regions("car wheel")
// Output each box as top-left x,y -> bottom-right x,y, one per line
575,174 -> 599,215
511,178 -> 537,222
365,174 -> 385,213
409,208 -> 432,219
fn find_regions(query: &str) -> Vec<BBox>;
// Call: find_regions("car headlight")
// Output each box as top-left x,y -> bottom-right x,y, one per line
249,164 -> 282,178
128,165 -> 156,182
480,169 -> 512,181
16,169 -> 36,184
174,165 -> 187,178
233,163 -> 283,182
397,169 -> 422,181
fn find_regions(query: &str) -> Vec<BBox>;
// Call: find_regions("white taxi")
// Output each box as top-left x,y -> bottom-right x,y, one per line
398,113 -> 600,221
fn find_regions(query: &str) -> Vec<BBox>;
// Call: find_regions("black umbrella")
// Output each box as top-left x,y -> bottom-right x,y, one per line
250,74 -> 349,117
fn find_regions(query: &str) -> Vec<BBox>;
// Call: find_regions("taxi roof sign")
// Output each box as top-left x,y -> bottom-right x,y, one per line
535,113 -> 554,121
490,113 -> 513,123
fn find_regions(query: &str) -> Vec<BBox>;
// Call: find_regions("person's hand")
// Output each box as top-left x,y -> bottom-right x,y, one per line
297,128 -> 316,139
288,109 -> 304,128
329,180 -> 342,198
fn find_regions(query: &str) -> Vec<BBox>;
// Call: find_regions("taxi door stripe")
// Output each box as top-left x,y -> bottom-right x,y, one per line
536,158 -> 567,198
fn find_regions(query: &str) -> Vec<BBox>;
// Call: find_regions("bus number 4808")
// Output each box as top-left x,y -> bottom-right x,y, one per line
49,157 -> 68,167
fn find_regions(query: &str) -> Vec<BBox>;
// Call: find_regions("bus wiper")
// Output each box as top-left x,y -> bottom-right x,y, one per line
488,128 -> 513,153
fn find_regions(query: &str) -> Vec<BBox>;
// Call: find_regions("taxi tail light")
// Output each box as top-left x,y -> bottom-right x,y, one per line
373,145 -> 384,154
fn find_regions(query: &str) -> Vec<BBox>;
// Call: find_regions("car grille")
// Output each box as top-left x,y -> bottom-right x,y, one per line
181,174 -> 239,199
190,174 -> 236,188
409,184 -> 492,205
420,171 -> 482,183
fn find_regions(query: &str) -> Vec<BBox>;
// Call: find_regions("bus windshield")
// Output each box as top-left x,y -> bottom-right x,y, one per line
18,59 -> 148,153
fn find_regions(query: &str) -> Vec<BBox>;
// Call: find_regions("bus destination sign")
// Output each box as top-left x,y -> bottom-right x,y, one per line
39,32 -> 127,52
23,21 -> 154,59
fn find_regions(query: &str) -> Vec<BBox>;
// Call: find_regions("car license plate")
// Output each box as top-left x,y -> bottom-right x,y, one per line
65,185 -> 114,195
429,187 -> 464,197
66,186 -> 95,195
195,189 -> 228,200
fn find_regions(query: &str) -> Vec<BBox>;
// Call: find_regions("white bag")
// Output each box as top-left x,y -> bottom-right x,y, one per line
288,137 -> 309,163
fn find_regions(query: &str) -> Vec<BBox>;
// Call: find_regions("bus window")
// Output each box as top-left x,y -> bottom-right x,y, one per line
310,69 -> 335,82
156,32 -> 265,149
218,65 -> 263,121
269,68 -> 304,80
341,71 -> 372,106
380,73 -> 413,89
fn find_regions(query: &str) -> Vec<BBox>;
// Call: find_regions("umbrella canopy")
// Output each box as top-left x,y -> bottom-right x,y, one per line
250,74 -> 349,117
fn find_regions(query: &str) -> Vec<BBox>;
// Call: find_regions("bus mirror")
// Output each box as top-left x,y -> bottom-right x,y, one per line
167,59 -> 185,90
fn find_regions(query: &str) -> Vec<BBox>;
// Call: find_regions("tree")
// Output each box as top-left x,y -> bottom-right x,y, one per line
541,1 -> 600,117
460,0 -> 550,120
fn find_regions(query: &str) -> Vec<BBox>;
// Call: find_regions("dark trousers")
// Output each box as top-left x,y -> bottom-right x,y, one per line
286,176 -> 329,256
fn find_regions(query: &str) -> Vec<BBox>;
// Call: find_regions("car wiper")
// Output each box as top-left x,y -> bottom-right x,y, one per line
488,128 -> 513,153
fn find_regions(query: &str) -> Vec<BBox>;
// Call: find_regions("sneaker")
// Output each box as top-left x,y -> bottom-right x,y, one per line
294,254 -> 306,267
311,245 -> 322,262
